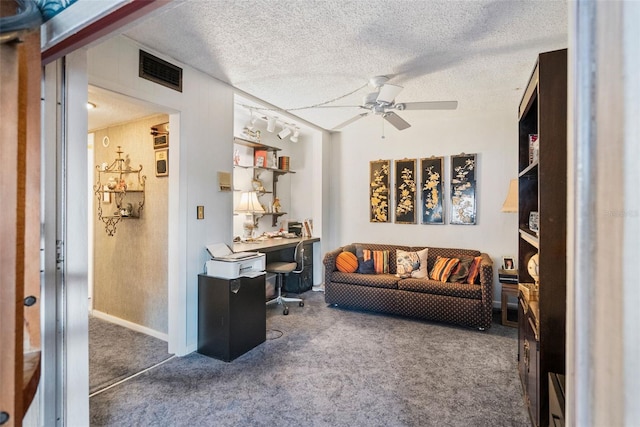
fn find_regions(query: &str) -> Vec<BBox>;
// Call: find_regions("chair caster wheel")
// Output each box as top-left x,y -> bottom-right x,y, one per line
283,308 -> 289,315
299,301 -> 304,307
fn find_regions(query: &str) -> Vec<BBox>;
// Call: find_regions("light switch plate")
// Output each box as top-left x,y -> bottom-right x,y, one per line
197,205 -> 204,219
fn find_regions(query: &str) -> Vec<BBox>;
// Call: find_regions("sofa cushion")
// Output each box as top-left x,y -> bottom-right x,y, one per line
466,256 -> 483,284
398,278 -> 482,299
412,247 -> 480,272
430,256 -> 460,282
448,255 -> 475,283
356,258 -> 375,274
342,244 -> 357,255
395,249 -> 420,278
411,247 -> 429,278
354,244 -> 411,274
330,272 -> 399,289
363,249 -> 389,274
336,251 -> 358,273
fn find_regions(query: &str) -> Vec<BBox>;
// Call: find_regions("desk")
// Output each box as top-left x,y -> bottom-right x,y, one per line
234,237 -> 320,293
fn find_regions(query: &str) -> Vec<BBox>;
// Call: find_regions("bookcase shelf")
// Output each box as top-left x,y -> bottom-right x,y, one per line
517,49 -> 567,427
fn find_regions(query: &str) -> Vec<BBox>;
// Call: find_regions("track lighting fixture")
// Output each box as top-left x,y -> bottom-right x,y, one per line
277,126 -> 292,140
290,128 -> 299,143
267,117 -> 276,132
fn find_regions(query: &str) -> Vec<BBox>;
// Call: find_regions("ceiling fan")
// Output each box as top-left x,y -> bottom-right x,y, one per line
333,76 -> 458,131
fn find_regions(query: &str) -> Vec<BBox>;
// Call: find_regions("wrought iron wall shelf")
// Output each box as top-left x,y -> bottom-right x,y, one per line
94,146 -> 146,236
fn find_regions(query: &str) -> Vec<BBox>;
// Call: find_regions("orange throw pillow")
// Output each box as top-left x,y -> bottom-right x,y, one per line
336,251 -> 358,273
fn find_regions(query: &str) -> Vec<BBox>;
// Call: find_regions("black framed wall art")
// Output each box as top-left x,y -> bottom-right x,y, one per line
450,153 -> 477,225
369,160 -> 390,222
394,158 -> 417,224
421,156 -> 444,224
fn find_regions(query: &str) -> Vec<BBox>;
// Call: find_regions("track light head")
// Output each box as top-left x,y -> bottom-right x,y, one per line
277,126 -> 292,140
290,128 -> 299,143
267,117 -> 276,132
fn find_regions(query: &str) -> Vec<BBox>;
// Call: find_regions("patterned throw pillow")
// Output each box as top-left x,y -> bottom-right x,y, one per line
396,249 -> 421,278
430,256 -> 460,282
411,248 -> 429,278
466,256 -> 484,284
336,251 -> 358,273
363,249 -> 389,274
448,256 -> 475,283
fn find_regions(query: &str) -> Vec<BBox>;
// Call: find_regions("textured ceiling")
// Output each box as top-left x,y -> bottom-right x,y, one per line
99,0 -> 568,131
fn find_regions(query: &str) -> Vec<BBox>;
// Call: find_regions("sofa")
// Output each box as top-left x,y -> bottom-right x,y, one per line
323,243 -> 494,330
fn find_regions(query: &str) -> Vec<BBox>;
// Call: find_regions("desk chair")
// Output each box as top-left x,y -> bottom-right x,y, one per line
266,240 -> 305,315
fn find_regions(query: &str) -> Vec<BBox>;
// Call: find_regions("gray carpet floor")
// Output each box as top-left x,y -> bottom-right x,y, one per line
90,291 -> 529,426
89,315 -> 172,395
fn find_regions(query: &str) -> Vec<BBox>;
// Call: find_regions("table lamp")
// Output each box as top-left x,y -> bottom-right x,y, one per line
235,191 -> 265,239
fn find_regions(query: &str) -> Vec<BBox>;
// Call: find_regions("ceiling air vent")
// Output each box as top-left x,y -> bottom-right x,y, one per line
139,50 -> 183,92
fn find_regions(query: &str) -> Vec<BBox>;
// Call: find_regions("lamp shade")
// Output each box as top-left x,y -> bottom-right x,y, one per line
501,179 -> 518,213
236,191 -> 265,213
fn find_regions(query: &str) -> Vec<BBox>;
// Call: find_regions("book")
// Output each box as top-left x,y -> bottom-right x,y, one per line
254,150 -> 267,168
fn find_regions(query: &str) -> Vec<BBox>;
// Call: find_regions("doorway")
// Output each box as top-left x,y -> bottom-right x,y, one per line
86,85 -> 173,395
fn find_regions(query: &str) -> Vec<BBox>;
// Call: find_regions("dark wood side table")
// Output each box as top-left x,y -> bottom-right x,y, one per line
499,270 -> 518,327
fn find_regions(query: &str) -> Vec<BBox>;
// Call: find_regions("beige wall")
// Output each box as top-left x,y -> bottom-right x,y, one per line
92,113 -> 169,333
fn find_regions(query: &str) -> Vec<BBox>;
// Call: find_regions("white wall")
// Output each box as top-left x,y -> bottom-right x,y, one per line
87,35 -> 234,354
329,109 -> 519,305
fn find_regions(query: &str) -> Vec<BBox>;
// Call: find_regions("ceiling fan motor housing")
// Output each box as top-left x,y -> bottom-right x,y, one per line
363,92 -> 379,108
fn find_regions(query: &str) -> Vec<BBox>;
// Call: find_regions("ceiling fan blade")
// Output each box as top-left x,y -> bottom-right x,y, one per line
400,101 -> 458,110
376,83 -> 403,104
333,112 -> 369,130
383,112 -> 411,130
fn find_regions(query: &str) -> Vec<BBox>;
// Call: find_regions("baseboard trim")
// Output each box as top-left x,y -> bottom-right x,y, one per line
91,310 -> 168,342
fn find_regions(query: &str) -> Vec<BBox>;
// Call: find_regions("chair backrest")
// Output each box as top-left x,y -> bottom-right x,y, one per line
292,240 -> 305,273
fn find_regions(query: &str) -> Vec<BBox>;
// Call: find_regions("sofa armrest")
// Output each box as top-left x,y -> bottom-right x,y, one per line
478,253 -> 494,328
323,246 -> 344,284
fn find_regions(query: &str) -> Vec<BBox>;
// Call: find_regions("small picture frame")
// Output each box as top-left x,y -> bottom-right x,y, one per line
153,134 -> 169,149
155,149 -> 169,177
502,256 -> 516,271
529,211 -> 539,234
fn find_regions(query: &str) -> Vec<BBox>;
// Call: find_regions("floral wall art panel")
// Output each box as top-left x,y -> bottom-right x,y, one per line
450,153 -> 477,225
421,157 -> 444,224
394,159 -> 417,224
370,160 -> 391,223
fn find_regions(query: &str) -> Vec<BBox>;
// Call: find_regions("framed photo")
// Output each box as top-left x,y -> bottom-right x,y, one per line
394,158 -> 417,224
152,122 -> 169,149
369,160 -> 391,222
153,134 -> 169,149
529,211 -> 539,234
502,256 -> 516,270
155,149 -> 169,177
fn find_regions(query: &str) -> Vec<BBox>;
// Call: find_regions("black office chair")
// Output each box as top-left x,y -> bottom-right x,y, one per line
266,240 -> 305,315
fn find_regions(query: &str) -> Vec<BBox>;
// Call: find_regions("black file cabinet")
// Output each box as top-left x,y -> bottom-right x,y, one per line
197,274 -> 266,362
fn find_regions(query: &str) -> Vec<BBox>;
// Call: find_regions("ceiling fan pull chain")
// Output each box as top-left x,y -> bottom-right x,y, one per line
381,116 -> 385,139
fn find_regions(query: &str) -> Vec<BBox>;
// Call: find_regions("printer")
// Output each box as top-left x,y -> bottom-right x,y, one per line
204,243 -> 265,279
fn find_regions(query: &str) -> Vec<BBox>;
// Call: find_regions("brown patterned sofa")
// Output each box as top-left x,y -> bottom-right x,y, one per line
323,243 -> 494,330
